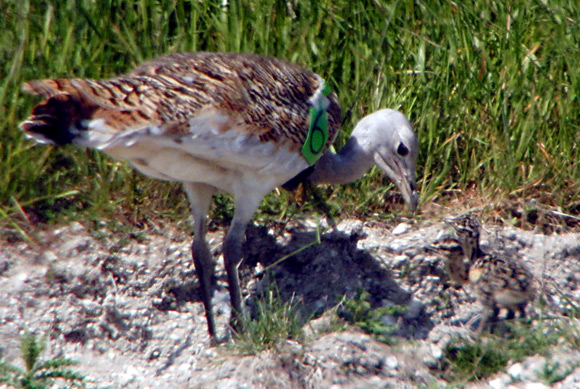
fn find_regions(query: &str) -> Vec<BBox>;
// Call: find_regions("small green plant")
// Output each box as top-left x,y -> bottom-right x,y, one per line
440,321 -> 563,383
338,289 -> 406,344
539,360 -> 578,386
0,330 -> 84,388
560,317 -> 580,350
442,337 -> 509,382
233,288 -> 305,355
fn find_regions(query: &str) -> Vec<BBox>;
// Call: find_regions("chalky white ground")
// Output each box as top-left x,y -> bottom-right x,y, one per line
0,218 -> 579,388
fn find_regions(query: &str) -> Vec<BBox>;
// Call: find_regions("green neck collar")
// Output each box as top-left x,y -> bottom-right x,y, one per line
302,82 -> 331,165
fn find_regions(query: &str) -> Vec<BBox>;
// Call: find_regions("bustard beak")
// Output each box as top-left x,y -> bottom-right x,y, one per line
374,150 -> 418,212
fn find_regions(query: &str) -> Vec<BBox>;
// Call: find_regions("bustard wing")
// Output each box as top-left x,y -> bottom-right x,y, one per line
22,53 -> 341,170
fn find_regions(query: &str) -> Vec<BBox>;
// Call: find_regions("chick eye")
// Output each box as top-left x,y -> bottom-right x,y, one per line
397,143 -> 409,156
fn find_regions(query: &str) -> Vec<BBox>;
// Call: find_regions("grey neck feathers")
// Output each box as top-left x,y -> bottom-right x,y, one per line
308,137 -> 374,185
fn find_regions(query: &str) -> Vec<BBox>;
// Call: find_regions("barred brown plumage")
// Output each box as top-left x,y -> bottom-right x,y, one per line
446,215 -> 536,333
425,237 -> 470,288
20,52 -> 418,341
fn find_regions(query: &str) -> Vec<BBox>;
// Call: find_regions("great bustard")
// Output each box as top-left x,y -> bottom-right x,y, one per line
446,215 -> 535,332
20,52 -> 419,340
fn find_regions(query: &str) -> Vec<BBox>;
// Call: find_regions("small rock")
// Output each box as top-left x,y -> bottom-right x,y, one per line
385,355 -> 398,369
386,239 -> 410,253
380,315 -> 397,326
507,362 -> 523,379
392,223 -> 411,235
522,383 -> 549,389
40,250 -> 58,263
392,255 -> 409,268
403,248 -> 421,257
336,219 -> 363,235
489,376 -> 510,389
69,221 -> 85,233
285,339 -> 303,355
80,299 -> 103,317
403,299 -> 423,320
148,348 -> 161,360
301,218 -> 320,229
430,344 -> 443,360
177,362 -> 191,372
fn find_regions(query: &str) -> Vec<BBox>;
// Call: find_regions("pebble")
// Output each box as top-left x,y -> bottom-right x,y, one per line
59,236 -> 90,255
385,355 -> 399,369
69,221 -> 85,233
392,223 -> 411,235
386,240 -> 410,253
507,363 -> 523,379
403,300 -> 423,320
285,339 -> 303,354
430,344 -> 443,360
490,376 -> 511,389
40,250 -> 58,263
521,383 -> 549,389
392,255 -> 409,267
336,219 -> 364,234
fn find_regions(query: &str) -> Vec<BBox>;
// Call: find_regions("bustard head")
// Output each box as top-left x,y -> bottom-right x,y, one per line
308,109 -> 419,211
358,109 -> 418,211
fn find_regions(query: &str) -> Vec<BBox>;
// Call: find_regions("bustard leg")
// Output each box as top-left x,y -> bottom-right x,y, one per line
517,302 -> 528,319
506,308 -> 516,321
478,305 -> 500,333
224,189 -> 267,332
183,183 -> 217,339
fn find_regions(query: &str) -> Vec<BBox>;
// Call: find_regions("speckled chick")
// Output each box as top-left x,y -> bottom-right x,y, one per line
425,237 -> 470,288
446,215 -> 536,332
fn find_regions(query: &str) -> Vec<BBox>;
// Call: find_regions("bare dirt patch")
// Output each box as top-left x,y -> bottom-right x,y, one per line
1,217 -> 579,388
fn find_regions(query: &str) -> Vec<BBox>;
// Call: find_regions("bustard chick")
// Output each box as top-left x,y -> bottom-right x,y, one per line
446,215 -> 535,332
20,52 -> 419,340
425,237 -> 469,288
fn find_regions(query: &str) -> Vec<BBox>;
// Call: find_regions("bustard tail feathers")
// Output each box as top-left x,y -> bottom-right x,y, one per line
21,78 -> 150,147
21,79 -> 96,145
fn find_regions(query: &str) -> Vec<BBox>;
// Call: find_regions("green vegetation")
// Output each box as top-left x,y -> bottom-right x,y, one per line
232,288 -> 305,355
337,289 -> 406,344
0,331 -> 84,388
439,314 -> 580,384
540,360 -> 579,386
232,287 -> 407,355
1,0 -> 578,234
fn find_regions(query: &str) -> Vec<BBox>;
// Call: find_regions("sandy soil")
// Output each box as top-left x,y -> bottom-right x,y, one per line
1,217 -> 579,388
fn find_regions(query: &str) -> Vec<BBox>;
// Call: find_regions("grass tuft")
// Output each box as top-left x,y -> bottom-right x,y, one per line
233,287 -> 305,355
439,315 -> 580,384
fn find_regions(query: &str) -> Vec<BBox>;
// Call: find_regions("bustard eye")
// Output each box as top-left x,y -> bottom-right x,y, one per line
397,143 -> 409,156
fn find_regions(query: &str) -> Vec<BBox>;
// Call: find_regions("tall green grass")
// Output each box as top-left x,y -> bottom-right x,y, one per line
1,0 -> 578,233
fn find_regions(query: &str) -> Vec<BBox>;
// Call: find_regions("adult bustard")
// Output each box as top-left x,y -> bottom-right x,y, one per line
20,52 -> 419,340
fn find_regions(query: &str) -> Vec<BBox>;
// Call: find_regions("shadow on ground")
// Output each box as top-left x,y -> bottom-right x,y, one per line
236,224 -> 433,339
